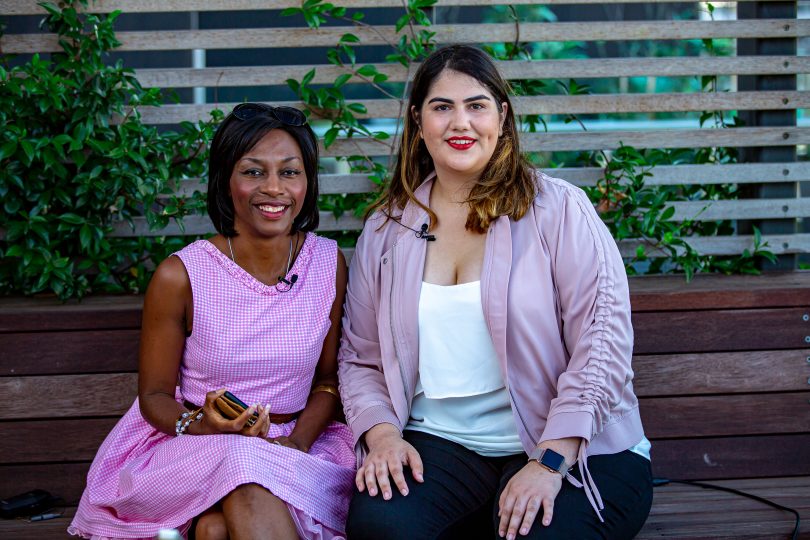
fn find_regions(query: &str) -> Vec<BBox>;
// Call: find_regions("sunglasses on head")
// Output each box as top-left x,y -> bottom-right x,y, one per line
231,103 -> 307,126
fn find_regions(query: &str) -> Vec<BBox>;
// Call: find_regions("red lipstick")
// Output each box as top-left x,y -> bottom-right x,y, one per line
447,136 -> 476,150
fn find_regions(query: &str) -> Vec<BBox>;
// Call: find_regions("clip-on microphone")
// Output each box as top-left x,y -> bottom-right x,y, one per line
416,223 -> 436,241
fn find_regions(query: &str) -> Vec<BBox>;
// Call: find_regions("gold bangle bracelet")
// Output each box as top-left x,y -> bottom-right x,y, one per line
311,384 -> 340,399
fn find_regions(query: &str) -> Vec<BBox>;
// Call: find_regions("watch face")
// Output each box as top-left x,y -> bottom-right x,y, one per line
540,449 -> 565,472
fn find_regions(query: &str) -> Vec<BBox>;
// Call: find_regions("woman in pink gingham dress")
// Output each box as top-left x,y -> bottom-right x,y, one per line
69,104 -> 355,540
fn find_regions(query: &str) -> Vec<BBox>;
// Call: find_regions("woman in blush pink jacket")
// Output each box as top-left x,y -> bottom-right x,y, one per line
338,45 -> 652,540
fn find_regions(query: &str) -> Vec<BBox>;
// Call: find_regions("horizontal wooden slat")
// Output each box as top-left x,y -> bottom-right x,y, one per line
0,462 -> 90,506
632,307 -> 810,354
175,173 -> 377,197
135,56 -> 810,88
111,211 -> 365,237
646,475 -> 810,502
2,272 -> 803,329
0,373 -> 138,420
0,330 -> 139,376
152,195 -> 810,230
0,508 -> 74,540
96,126 -> 809,154
649,434 -> 810,480
640,475 -> 810,539
629,271 -> 810,311
640,392 -> 810,438
0,295 -> 143,333
3,0 -> 788,16
136,91 -> 810,124
668,197 -> 810,222
556,162 -> 810,187
632,350 -> 810,396
617,233 -> 810,258
0,418 -> 119,463
318,127 -> 809,156
5,20 -> 807,54
171,163 -> 810,199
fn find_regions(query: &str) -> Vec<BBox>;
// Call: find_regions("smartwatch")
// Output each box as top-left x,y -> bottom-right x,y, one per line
528,447 -> 569,476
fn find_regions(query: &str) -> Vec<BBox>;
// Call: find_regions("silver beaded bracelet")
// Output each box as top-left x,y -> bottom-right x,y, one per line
175,408 -> 204,436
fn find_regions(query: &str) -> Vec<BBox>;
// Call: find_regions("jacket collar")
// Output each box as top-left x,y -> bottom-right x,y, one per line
398,172 -> 436,239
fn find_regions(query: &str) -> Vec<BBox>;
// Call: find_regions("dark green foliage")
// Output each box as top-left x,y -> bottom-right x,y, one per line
0,0 -> 215,298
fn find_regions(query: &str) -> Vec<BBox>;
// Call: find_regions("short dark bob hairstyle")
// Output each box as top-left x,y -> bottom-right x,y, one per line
207,105 -> 320,237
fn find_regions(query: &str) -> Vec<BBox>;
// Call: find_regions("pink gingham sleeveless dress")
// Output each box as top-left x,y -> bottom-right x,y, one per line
68,234 -> 356,540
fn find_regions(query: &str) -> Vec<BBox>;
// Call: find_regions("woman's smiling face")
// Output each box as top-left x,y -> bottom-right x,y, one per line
229,129 -> 307,238
414,68 -> 507,182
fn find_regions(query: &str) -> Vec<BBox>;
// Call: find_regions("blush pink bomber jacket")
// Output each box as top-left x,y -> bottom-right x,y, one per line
337,171 -> 646,519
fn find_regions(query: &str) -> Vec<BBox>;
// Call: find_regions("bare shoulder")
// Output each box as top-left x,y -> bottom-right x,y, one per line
336,247 -> 348,288
143,255 -> 192,318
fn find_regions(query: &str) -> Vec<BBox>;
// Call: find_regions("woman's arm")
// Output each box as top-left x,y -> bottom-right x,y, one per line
541,185 -> 634,445
138,255 -> 271,437
137,255 -> 195,435
337,219 -> 401,445
282,249 -> 349,452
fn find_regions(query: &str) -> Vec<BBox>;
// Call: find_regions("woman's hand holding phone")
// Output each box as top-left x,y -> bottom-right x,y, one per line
199,388 -> 270,437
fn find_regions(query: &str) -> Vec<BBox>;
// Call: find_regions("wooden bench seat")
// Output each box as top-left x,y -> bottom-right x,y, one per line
1,273 -> 808,538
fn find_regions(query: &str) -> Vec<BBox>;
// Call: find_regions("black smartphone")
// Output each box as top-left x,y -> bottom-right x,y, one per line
223,391 -> 249,410
0,489 -> 55,519
217,390 -> 261,426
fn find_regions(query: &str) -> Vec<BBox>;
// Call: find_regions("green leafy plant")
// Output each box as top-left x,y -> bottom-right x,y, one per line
0,0 -> 215,299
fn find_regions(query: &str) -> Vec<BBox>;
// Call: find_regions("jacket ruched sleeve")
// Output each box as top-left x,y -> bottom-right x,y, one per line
538,183 -> 634,446
338,217 -> 401,450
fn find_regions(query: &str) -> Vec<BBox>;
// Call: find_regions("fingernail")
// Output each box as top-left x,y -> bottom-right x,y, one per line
520,527 -> 528,534
383,491 -> 391,500
507,535 -> 515,540
401,488 -> 408,496
544,518 -> 550,526
369,488 -> 377,496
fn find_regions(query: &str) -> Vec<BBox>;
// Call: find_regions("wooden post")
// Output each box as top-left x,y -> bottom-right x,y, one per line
737,1 -> 798,269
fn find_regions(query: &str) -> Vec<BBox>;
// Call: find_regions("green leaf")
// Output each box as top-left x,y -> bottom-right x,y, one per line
324,127 -> 339,148
395,14 -> 410,33
20,140 -> 36,164
357,65 -> 378,77
334,73 -> 352,88
347,103 -> 367,114
340,33 -> 360,44
0,141 -> 17,161
60,213 -> 85,225
302,69 -> 316,87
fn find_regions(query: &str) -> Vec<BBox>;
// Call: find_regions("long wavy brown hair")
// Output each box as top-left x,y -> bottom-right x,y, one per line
369,45 -> 536,233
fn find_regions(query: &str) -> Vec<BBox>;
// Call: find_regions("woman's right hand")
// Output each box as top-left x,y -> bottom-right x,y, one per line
358,423 -> 424,500
197,388 -> 271,437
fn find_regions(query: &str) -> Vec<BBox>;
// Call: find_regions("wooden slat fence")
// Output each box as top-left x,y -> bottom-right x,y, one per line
1,0 -> 807,257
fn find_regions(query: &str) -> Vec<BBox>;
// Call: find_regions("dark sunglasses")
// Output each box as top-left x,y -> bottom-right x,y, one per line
231,103 -> 307,126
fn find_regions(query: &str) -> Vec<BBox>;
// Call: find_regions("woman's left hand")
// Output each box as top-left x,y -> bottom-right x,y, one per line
268,435 -> 307,452
498,461 -> 562,540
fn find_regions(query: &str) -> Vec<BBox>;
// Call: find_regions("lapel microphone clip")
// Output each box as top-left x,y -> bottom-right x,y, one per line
416,223 -> 436,241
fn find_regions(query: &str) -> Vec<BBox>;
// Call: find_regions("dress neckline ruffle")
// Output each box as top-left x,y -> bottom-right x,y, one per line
197,233 -> 315,296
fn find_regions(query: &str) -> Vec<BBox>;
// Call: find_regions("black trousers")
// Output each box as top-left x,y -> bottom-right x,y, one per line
346,431 -> 652,540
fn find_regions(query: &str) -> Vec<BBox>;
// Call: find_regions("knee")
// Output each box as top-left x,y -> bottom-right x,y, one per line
346,493 -> 417,540
226,483 -> 271,510
195,512 -> 228,540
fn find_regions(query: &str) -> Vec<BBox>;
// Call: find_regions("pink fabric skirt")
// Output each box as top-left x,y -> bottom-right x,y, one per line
68,399 -> 356,539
